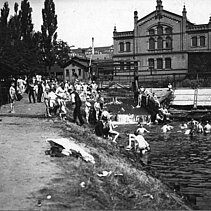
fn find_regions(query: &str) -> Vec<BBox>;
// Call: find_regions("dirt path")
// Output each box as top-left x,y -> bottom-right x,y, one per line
0,117 -> 63,210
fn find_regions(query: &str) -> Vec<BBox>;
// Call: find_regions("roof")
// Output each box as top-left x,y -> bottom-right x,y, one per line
137,10 -> 193,25
63,56 -> 90,70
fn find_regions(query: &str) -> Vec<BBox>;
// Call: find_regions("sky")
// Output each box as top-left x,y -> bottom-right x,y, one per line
1,0 -> 211,48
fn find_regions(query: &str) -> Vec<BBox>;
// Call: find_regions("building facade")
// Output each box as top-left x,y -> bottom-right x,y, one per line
113,0 -> 211,85
63,57 -> 89,82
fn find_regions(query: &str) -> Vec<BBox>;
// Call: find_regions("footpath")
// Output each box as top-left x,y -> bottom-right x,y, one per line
0,93 -> 46,117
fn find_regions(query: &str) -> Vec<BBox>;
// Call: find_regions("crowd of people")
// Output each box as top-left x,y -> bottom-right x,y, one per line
8,76 -> 211,159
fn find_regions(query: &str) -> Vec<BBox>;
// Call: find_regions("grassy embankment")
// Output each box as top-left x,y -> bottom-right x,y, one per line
36,115 -> 191,210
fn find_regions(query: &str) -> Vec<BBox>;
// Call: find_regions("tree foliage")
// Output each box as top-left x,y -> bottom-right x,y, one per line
19,0 -> 33,43
0,0 -> 72,78
54,40 -> 71,68
0,2 -> 10,44
0,0 -> 44,77
41,0 -> 58,73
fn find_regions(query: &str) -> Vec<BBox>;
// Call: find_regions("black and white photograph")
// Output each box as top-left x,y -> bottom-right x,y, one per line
0,0 -> 211,209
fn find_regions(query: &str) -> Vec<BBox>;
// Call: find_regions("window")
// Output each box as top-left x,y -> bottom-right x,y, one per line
72,69 -> 75,76
200,36 -> 205,47
166,36 -> 172,49
157,37 -> 163,49
119,42 -> 124,52
165,58 -> 171,69
120,62 -> 124,70
165,27 -> 172,34
192,36 -> 197,47
148,59 -> 154,69
126,62 -> 131,70
66,69 -> 69,77
78,69 -> 81,76
126,42 -> 131,52
149,38 -> 155,50
157,58 -> 163,69
157,25 -> 163,35
149,29 -> 155,35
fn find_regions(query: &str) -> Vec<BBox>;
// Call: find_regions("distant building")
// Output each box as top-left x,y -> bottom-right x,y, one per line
113,0 -> 211,86
50,64 -> 64,80
71,45 -> 114,61
63,56 -> 89,82
64,45 -> 114,82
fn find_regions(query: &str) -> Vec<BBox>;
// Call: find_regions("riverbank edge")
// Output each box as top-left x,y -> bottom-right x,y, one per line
36,118 -> 193,210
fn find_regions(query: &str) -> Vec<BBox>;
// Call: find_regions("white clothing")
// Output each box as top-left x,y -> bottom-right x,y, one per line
130,134 -> 149,149
161,125 -> 173,133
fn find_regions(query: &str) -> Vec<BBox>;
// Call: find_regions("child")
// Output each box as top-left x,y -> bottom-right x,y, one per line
9,81 -> 17,113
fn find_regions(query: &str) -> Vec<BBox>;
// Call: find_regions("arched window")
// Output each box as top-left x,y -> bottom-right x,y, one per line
165,58 -> 171,69
157,58 -> 163,69
126,42 -> 131,52
149,28 -> 155,35
148,59 -> 154,69
157,37 -> 163,49
149,38 -> 155,50
166,36 -> 172,49
165,27 -> 172,34
119,42 -> 124,52
157,25 -> 163,35
192,36 -> 197,47
200,36 -> 205,47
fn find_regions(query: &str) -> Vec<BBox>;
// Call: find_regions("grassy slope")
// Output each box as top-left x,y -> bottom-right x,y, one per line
35,119 -> 191,210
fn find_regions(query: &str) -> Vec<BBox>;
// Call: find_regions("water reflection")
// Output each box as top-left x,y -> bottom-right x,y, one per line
146,122 -> 211,210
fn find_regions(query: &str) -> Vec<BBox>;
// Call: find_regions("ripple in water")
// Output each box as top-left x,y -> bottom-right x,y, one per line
146,122 -> 211,210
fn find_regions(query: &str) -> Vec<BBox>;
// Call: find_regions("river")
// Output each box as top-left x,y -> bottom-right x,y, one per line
142,122 -> 211,210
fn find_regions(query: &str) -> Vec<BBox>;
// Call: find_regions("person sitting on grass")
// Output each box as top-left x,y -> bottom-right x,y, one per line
126,130 -> 150,155
94,115 -> 109,138
107,114 -> 119,143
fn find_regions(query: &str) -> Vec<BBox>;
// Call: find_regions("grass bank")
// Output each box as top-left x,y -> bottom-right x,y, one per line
35,118 -> 191,210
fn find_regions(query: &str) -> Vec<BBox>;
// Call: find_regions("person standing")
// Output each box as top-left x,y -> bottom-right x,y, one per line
28,79 -> 36,103
70,88 -> 84,126
37,81 -> 43,103
9,81 -> 17,113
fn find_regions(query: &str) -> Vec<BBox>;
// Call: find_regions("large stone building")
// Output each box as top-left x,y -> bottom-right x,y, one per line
113,0 -> 211,86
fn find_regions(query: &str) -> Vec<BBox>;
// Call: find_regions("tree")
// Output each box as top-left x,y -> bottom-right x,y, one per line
0,2 -> 10,45
8,3 -> 21,43
54,40 -> 71,68
19,0 -> 33,43
41,0 -> 57,75
1,0 -> 44,77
